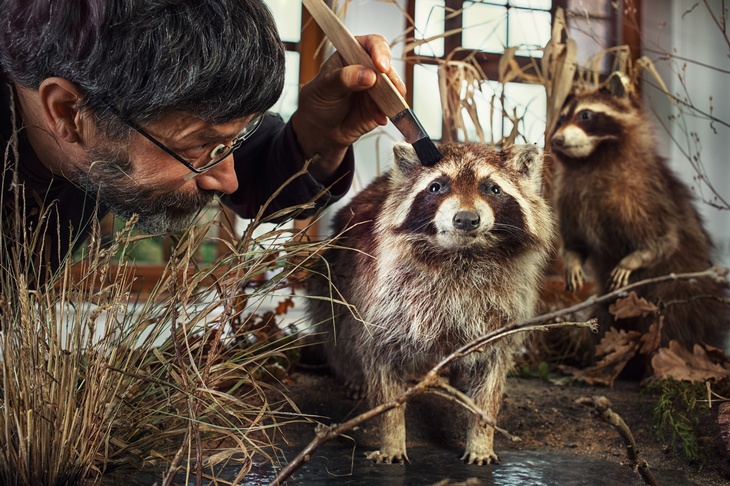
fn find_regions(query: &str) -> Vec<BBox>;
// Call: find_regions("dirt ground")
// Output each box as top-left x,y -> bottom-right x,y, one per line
267,368 -> 730,485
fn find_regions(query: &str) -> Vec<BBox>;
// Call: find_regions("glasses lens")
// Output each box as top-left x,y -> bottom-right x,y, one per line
237,114 -> 264,142
197,114 -> 265,173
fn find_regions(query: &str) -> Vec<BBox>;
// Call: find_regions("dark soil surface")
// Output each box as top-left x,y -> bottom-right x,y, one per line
100,366 -> 730,485
262,369 -> 730,485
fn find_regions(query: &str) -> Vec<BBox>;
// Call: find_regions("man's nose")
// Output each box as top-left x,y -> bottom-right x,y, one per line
193,154 -> 239,194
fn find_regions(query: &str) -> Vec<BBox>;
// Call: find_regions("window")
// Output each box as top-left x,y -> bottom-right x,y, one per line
406,0 -> 626,146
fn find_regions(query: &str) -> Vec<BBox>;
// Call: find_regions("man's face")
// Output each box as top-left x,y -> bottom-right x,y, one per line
73,113 -> 248,234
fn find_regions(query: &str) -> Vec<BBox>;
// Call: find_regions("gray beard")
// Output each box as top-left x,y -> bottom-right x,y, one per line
74,155 -> 216,234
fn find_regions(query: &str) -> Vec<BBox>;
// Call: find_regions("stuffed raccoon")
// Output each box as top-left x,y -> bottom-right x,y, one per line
307,142 -> 555,464
550,73 -> 729,358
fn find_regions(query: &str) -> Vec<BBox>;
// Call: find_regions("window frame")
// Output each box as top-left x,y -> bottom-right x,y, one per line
404,0 -> 638,143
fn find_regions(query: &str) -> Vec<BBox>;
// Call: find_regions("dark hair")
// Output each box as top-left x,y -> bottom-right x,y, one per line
0,0 -> 285,133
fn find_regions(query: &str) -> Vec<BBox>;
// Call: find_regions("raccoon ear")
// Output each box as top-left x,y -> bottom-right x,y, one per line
393,143 -> 421,177
504,144 -> 544,188
601,72 -> 630,98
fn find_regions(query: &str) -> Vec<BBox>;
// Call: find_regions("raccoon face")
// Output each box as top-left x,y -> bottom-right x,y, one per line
386,143 -> 545,252
550,73 -> 634,161
550,104 -> 624,159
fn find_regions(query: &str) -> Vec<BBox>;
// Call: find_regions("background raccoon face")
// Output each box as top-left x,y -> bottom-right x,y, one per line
551,99 -> 626,160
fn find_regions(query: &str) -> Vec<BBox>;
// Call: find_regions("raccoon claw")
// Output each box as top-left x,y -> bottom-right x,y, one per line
565,267 -> 585,292
461,450 -> 499,466
609,267 -> 632,290
366,449 -> 410,464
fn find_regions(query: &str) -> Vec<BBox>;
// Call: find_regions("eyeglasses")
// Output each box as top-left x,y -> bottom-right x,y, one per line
103,102 -> 263,179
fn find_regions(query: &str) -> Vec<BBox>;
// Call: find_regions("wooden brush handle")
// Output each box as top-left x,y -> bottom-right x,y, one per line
302,0 -> 409,118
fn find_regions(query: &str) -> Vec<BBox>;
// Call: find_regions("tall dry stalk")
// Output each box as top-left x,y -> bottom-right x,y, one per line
0,122 -> 331,484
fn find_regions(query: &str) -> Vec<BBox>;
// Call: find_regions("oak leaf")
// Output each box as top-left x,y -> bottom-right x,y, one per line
569,327 -> 641,387
609,291 -> 658,320
651,340 -> 730,382
638,318 -> 664,355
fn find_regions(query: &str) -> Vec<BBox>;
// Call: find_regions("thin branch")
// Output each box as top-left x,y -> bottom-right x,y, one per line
577,396 -> 659,486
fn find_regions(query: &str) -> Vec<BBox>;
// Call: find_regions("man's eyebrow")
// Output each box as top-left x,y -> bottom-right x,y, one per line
175,127 -> 234,145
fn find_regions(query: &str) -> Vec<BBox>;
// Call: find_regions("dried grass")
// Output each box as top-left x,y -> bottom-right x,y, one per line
0,134 -> 330,484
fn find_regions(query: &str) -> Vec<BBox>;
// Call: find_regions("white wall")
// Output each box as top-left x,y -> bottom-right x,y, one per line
642,0 -> 730,267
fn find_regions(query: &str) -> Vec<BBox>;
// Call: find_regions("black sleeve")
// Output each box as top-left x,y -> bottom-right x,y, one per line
221,113 -> 354,222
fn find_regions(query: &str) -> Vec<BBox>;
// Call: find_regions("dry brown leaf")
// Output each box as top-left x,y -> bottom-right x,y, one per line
608,291 -> 658,320
542,7 -> 577,141
275,297 -> 295,315
568,327 -> 642,387
638,317 -> 664,355
651,340 -> 730,382
595,326 -> 642,357
563,364 -> 616,387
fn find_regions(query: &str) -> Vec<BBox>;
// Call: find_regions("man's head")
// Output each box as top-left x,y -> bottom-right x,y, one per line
0,0 -> 286,232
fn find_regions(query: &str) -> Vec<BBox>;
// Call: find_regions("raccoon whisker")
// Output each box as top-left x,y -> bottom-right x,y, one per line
493,223 -> 528,237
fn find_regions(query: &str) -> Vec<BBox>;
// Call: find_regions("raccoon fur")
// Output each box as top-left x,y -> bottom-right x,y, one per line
550,72 -> 729,358
306,142 -> 555,465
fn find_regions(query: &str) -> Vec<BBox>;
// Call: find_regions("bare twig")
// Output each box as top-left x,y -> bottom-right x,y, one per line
577,396 -> 659,486
270,265 -> 727,485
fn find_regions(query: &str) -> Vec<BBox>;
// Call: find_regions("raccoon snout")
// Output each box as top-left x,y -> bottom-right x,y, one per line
453,211 -> 480,232
551,134 -> 564,149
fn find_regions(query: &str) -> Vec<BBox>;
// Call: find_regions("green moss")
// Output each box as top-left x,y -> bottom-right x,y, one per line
646,379 -> 714,463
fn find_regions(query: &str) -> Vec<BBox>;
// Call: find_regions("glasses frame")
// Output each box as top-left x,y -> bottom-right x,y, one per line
103,102 -> 263,178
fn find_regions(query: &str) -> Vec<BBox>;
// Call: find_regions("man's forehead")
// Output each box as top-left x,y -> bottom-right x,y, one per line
151,112 -> 252,142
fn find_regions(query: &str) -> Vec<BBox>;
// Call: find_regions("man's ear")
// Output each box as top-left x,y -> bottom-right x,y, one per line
38,77 -> 86,144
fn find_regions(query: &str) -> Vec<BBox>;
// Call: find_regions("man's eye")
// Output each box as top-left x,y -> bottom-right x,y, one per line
210,144 -> 228,159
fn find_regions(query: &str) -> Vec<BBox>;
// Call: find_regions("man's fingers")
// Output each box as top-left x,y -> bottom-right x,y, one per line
354,34 -> 406,96
355,34 -> 391,72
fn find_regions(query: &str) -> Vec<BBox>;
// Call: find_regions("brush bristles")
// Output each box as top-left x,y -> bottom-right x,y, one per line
412,138 -> 443,166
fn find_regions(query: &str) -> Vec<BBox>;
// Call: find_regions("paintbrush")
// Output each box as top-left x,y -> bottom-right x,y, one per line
302,0 -> 443,166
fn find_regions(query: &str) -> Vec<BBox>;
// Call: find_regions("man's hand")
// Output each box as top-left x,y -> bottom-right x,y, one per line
291,34 -> 405,183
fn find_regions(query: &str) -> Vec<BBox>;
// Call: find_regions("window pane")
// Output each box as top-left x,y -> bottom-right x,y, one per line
503,82 -> 546,146
413,64 -> 443,140
468,81 -> 546,146
271,51 -> 300,122
264,0 -> 301,43
462,2 -> 507,53
567,0 -> 613,18
568,16 -> 611,72
510,0 -> 552,9
508,8 -> 552,57
415,0 -> 446,57
472,80 -> 505,144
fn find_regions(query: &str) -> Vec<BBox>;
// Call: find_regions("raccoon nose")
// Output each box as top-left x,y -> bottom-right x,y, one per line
551,134 -> 564,148
453,211 -> 480,232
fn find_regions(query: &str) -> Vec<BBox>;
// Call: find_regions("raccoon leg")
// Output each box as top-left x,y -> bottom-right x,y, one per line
457,357 -> 509,465
608,232 -> 680,290
364,367 -> 409,464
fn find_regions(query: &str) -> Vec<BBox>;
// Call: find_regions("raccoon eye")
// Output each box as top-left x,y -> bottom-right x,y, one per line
578,110 -> 593,121
429,182 -> 442,193
481,183 -> 501,195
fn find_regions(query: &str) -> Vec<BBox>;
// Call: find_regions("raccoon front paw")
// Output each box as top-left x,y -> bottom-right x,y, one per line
366,449 -> 410,464
565,266 -> 585,292
609,266 -> 632,290
461,449 -> 499,466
